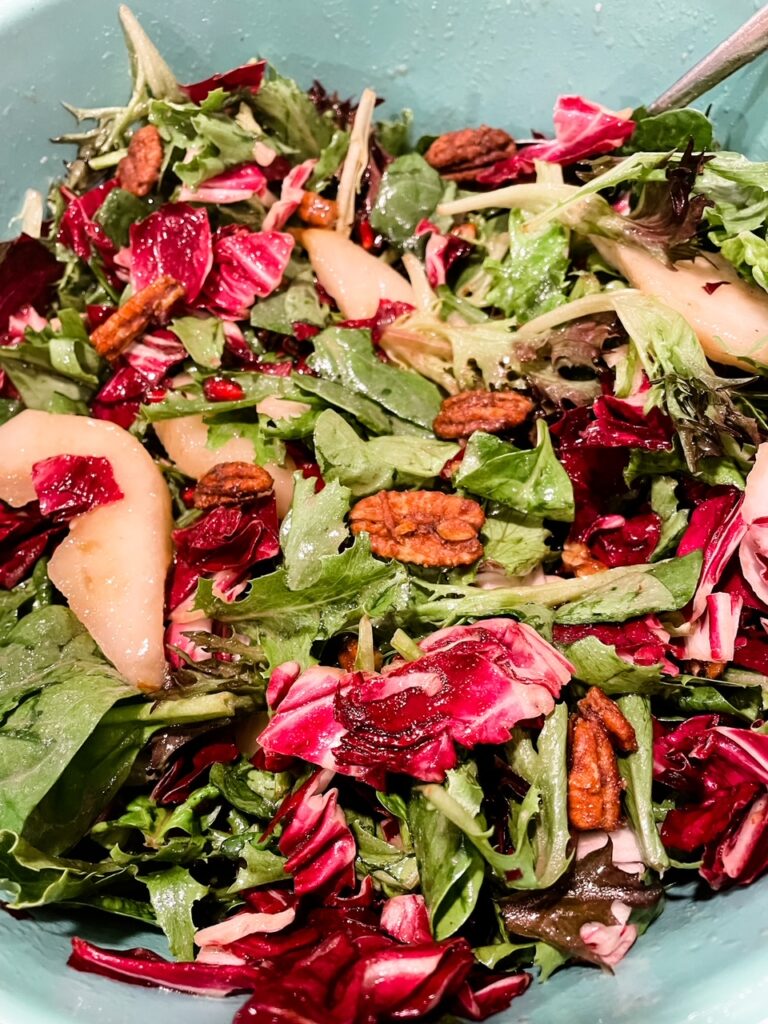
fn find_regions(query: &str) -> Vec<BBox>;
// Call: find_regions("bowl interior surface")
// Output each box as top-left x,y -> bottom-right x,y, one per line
2,1 -> 768,1021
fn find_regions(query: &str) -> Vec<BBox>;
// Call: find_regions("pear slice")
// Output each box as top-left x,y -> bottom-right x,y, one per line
154,414 -> 295,518
302,228 -> 415,319
592,238 -> 768,370
0,410 -> 172,690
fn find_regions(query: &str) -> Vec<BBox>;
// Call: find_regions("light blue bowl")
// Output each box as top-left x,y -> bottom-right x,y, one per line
2,2 -> 768,1021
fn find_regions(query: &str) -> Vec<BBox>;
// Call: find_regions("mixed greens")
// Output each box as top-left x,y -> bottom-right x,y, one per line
3,8 -> 768,1022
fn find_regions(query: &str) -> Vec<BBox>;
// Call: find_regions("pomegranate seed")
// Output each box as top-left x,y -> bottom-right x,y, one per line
181,485 -> 196,507
203,377 -> 246,402
358,218 -> 376,250
145,386 -> 167,403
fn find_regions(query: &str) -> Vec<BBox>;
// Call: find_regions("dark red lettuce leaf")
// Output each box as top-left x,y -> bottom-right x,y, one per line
587,511 -> 662,567
58,180 -> 118,263
454,973 -> 532,1021
0,500 -> 65,589
500,843 -> 661,968
151,735 -> 239,806
172,496 -> 279,575
0,234 -> 61,334
180,61 -> 267,104
31,455 -> 123,522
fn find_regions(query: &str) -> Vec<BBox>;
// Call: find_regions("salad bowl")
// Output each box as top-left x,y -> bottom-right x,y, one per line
2,2 -> 768,1023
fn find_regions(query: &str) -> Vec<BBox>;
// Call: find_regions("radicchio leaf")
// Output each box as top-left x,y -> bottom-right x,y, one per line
172,496 -> 279,576
129,203 -> 213,303
58,180 -> 118,263
177,164 -> 269,205
180,61 -> 267,104
0,500 -> 65,589
262,159 -> 317,232
0,235 -> 61,334
260,619 -> 571,786
201,226 -> 294,319
31,455 -> 123,522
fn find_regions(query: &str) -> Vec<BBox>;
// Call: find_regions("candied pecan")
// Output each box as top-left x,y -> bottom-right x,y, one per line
117,124 -> 164,197
433,389 -> 534,440
685,659 -> 726,680
568,716 -> 623,832
577,686 -> 638,753
298,191 -> 338,228
338,637 -> 384,673
91,276 -> 185,362
561,540 -> 607,578
349,490 -> 484,567
424,125 -> 517,182
194,462 -> 274,510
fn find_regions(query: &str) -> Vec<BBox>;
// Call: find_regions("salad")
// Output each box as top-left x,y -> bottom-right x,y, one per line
3,7 -> 768,1022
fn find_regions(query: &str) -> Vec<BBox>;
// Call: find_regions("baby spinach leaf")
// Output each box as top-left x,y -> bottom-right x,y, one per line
370,153 -> 445,246
143,865 -> 208,961
171,316 -> 225,369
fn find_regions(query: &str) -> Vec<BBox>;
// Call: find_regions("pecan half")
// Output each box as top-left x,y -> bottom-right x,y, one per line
91,276 -> 186,362
349,490 -> 485,567
117,124 -> 164,197
298,191 -> 338,228
561,540 -> 607,578
433,389 -> 534,440
194,462 -> 274,509
577,687 -> 638,753
568,716 -> 623,832
424,125 -> 517,182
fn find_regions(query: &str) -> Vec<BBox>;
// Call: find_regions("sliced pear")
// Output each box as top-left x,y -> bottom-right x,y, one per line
0,410 -> 172,690
154,414 -> 295,518
592,237 -> 768,370
302,228 -> 415,319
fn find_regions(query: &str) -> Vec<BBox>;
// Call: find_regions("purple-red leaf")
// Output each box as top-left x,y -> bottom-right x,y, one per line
201,226 -> 294,319
0,235 -> 60,334
129,203 -> 213,303
31,455 -> 123,522
180,61 -> 267,104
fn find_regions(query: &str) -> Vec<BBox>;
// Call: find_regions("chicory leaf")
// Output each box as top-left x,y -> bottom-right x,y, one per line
170,316 -> 225,369
481,506 -> 551,578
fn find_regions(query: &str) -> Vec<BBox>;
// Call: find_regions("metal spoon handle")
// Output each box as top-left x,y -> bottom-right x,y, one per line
648,4 -> 768,114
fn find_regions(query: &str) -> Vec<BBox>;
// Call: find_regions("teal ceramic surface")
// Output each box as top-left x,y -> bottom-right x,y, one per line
2,1 -> 768,1020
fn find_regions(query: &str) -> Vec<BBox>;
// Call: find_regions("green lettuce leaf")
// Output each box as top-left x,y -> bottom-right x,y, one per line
294,375 -> 418,436
143,866 -> 208,961
196,535 -> 408,668
719,230 -> 768,292
308,129 -> 350,191
408,764 -> 485,938
150,99 -> 258,187
250,272 -> 329,334
210,761 -> 291,820
455,421 -> 574,522
650,475 -> 688,560
407,551 -> 702,628
308,328 -> 442,430
280,473 -> 351,590
563,636 -> 663,695
617,696 -> 670,874
94,188 -> 153,248
142,371 -> 296,421
252,69 -> 334,160
484,210 -> 570,323
370,153 -> 445,246
171,316 -> 225,369
352,819 -> 419,897
314,409 -> 457,496
0,310 -> 104,413
624,107 -> 714,153
481,506 -> 551,577
0,830 -> 125,908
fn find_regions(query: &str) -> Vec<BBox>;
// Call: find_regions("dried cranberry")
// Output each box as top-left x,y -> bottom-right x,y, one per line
203,377 -> 246,402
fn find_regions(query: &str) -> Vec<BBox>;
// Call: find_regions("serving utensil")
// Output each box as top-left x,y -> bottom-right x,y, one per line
648,4 -> 768,113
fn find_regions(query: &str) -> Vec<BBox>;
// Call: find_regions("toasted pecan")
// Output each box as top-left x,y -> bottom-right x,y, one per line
90,276 -> 185,361
194,462 -> 274,509
349,490 -> 485,567
568,716 -> 623,832
424,125 -> 517,182
433,389 -> 534,440
578,687 -> 638,753
561,540 -> 607,578
298,191 -> 339,228
117,124 -> 164,197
